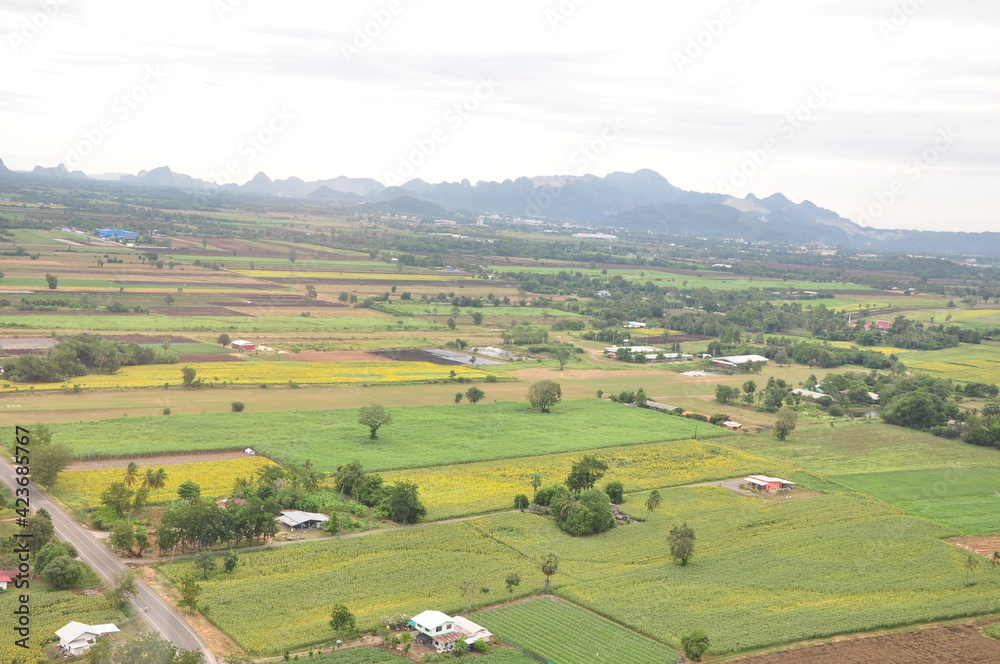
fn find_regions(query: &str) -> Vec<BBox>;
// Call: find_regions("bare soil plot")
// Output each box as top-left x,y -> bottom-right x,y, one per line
208,295 -> 348,308
105,335 -> 201,344
66,449 -> 249,471
949,535 -> 1000,557
725,621 -> 1000,664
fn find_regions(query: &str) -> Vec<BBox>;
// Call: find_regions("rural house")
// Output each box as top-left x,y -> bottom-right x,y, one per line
55,622 -> 119,656
744,475 -> 796,492
0,569 -> 19,590
409,610 -> 492,652
276,510 -> 329,530
230,340 -> 256,351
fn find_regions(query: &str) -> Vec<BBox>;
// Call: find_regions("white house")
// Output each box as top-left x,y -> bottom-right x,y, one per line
0,569 -> 18,590
55,622 -> 119,656
624,321 -> 647,329
409,610 -> 492,652
276,510 -> 329,530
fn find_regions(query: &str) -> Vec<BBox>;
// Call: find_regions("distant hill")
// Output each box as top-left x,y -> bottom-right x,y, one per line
2,157 -> 998,255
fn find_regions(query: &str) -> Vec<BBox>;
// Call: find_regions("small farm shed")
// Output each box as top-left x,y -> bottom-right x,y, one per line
723,421 -> 742,430
744,475 -> 795,492
55,622 -> 119,656
230,340 -> 256,351
712,354 -> 770,369
0,569 -> 18,590
276,510 -> 329,530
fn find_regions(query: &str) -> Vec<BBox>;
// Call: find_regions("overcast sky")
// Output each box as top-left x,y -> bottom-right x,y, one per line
1,0 -> 997,232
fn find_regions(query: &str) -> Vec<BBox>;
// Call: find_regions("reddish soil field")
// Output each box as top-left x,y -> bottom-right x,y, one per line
111,280 -> 287,289
67,449 -> 250,471
284,350 -> 390,362
949,535 -> 1000,558
149,306 -> 250,317
0,310 -> 148,316
726,621 -> 1000,664
208,296 -> 347,308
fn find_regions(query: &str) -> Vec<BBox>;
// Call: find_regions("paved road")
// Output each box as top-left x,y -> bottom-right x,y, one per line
0,458 -> 217,663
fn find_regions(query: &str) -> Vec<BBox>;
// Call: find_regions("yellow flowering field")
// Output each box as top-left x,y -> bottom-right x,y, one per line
52,456 -> 278,509
0,361 -> 492,392
232,269 -> 475,281
380,440 -> 791,520
906,358 -> 1000,384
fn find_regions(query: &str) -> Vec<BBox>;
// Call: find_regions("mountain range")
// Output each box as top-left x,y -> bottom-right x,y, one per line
0,157 -> 995,255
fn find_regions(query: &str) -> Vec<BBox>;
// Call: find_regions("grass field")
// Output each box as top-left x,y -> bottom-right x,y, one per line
897,342 -> 1000,384
0,313 -> 442,333
476,597 -> 680,664
159,487 -> 995,656
382,439 -> 788,520
734,419 -> 1000,476
835,467 -> 1000,535
0,361 -> 492,392
50,400 -> 730,471
51,456 -> 278,510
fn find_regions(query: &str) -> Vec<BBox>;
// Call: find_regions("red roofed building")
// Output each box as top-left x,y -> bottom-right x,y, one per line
875,320 -> 892,331
0,570 -> 19,590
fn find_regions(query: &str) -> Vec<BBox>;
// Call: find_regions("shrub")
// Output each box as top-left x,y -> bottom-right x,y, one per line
231,402 -> 246,413
533,484 -> 562,506
605,480 -> 625,503
828,405 -> 845,417
709,413 -> 729,425
163,407 -> 171,416
514,494 -> 529,510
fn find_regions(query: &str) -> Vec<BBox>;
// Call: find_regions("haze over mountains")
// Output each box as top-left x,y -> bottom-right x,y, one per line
1,157 -> 996,256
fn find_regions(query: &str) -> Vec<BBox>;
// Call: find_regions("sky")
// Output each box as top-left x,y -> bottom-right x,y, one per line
0,0 -> 998,232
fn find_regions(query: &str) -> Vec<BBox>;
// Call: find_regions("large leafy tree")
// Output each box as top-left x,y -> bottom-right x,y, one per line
669,522 -> 696,566
882,389 -> 949,431
526,380 -> 562,413
329,604 -> 357,637
31,443 -> 72,487
566,455 -> 608,494
381,481 -> 426,524
358,404 -> 393,439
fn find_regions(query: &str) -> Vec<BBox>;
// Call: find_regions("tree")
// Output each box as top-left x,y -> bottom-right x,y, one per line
178,575 -> 201,612
635,387 -> 647,408
144,467 -> 168,490
44,555 -> 85,589
177,480 -> 201,504
217,333 -> 231,348
37,542 -> 76,573
101,482 -> 134,517
133,486 -> 151,511
554,348 -> 570,370
605,480 -> 625,503
334,460 -> 366,501
541,552 -> 559,592
223,550 -> 239,573
31,443 -> 72,487
505,572 -> 521,594
104,569 -> 138,611
774,405 -> 798,441
645,490 -> 662,515
446,317 -> 457,330
109,522 -> 136,555
465,386 -> 485,404
181,366 -> 197,387
714,384 -> 739,404
471,311 -> 483,325
882,390 -> 949,431
231,401 -> 245,412
358,404 -> 393,439
514,494 -> 529,509
742,380 -> 756,395
566,455 -> 608,494
305,285 -> 318,301
123,461 -> 140,488
529,473 -> 543,501
454,392 -> 464,404
381,481 -> 426,524
45,273 -> 58,289
194,551 -> 217,579
527,380 -> 562,413
681,630 -> 710,662
669,522 -> 696,566
25,509 -> 54,554
965,554 -> 981,585
329,604 -> 357,637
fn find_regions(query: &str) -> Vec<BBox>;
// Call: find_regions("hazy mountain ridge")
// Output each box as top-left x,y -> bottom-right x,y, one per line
0,157 -> 996,255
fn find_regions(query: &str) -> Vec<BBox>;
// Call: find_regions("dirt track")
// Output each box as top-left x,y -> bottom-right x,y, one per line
67,449 -> 249,471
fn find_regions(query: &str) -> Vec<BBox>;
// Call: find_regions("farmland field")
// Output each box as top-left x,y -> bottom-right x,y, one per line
159,487 -> 997,655
896,342 -> 1000,384
476,597 -> 680,664
300,648 -> 538,663
381,439 -> 789,519
50,399 -> 729,471
51,456 -> 278,510
835,467 -> 1000,535
0,360 -> 493,392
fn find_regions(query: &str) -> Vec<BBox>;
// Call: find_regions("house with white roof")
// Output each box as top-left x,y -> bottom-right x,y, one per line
55,622 -> 119,656
409,610 -> 492,652
276,510 -> 329,530
744,475 -> 796,492
712,354 -> 770,369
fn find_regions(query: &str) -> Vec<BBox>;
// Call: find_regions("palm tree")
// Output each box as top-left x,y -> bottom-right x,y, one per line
143,468 -> 168,491
123,462 -> 139,488
541,552 -> 559,593
529,473 -> 542,502
645,490 -> 662,515
965,554 -> 981,585
992,551 -> 1000,582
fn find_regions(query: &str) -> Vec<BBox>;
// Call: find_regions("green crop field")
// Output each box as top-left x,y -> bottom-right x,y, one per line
159,486 -> 995,656
50,399 -> 729,471
303,649 -> 537,664
476,597 -> 680,664
835,467 -> 1000,535
0,313 -> 441,333
734,419 -> 1000,476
